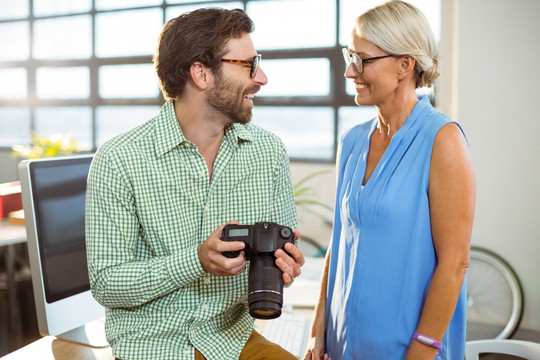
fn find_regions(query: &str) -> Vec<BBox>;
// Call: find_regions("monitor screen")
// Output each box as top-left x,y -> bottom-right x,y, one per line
19,154 -> 107,347
29,157 -> 90,303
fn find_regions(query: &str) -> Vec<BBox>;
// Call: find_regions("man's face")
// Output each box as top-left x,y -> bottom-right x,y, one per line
207,33 -> 267,124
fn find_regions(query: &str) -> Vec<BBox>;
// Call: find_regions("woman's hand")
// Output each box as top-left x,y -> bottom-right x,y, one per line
303,336 -> 331,360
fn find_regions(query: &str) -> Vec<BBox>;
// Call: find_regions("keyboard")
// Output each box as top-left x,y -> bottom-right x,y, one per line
262,312 -> 311,358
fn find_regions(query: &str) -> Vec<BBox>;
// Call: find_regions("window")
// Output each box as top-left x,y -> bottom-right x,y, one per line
0,0 -> 440,161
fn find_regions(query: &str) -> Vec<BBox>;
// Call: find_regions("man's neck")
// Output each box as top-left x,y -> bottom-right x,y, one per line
174,99 -> 228,179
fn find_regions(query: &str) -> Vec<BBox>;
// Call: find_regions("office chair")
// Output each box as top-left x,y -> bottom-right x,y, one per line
465,339 -> 540,359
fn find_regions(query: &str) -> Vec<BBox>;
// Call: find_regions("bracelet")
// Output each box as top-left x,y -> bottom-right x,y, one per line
413,332 -> 442,355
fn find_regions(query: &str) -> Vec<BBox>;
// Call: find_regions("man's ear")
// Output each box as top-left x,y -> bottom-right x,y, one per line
190,62 -> 209,90
398,55 -> 416,80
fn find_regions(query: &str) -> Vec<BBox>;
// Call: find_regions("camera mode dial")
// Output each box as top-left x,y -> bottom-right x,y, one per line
279,227 -> 292,239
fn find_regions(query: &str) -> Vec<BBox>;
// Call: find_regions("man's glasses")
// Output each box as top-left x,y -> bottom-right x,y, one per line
221,54 -> 262,78
342,48 -> 395,74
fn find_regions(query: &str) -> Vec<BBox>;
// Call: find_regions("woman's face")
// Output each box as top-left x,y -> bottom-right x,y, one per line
345,35 -> 401,108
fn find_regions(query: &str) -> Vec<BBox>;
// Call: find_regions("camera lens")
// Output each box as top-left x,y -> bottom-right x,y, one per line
247,255 -> 283,319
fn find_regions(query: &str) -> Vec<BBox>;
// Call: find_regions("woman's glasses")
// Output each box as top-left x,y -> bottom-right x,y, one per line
221,54 -> 262,78
342,48 -> 395,74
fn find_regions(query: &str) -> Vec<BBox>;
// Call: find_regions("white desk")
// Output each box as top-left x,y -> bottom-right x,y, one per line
0,336 -> 113,360
0,221 -> 27,349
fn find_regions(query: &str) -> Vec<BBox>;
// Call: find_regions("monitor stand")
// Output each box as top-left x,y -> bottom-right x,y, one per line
56,318 -> 109,348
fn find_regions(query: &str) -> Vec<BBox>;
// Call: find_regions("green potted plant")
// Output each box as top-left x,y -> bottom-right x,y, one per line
12,132 -> 79,159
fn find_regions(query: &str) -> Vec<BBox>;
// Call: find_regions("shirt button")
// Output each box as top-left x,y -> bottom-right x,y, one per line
199,171 -> 205,177
190,331 -> 197,338
203,277 -> 211,285
204,205 -> 209,212
202,304 -> 209,310
183,348 -> 191,355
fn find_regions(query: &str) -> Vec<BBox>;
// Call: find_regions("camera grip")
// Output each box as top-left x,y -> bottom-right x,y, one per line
222,250 -> 240,258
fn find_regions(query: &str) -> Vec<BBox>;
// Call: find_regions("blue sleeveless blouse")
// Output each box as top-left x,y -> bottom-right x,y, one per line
326,96 -> 466,360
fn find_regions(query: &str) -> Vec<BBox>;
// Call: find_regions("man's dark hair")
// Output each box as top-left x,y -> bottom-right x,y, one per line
153,8 -> 254,100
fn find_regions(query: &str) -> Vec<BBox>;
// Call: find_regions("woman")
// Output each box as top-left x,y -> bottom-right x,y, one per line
304,1 -> 475,359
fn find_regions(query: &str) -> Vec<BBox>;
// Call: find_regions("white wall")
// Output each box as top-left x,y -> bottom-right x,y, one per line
437,0 -> 540,333
289,162 -> 336,254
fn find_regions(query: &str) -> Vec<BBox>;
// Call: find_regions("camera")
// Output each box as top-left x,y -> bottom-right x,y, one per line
221,222 -> 295,319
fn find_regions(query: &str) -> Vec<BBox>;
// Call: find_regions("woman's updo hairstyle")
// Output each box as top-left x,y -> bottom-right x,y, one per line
356,0 -> 439,88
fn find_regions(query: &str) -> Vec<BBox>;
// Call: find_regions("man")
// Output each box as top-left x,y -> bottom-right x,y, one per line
85,8 -> 304,360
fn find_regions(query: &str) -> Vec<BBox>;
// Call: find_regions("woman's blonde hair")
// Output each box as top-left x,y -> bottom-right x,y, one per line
355,0 -> 439,88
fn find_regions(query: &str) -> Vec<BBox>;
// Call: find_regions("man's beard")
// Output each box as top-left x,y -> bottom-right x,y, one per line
207,71 -> 260,125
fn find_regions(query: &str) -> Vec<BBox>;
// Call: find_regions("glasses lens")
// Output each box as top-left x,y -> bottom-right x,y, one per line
351,53 -> 363,74
342,49 -> 363,74
342,48 -> 351,66
251,55 -> 261,78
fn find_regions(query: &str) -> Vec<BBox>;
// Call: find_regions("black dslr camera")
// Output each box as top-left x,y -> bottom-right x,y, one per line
221,222 -> 295,319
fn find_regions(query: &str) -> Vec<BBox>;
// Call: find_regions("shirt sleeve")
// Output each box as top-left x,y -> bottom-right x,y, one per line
85,149 -> 205,309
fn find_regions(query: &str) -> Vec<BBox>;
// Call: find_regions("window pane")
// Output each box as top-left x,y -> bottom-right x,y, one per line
36,67 -> 90,99
34,107 -> 92,150
96,0 -> 162,11
252,107 -> 334,160
338,106 -> 377,140
33,16 -> 92,60
166,2 -> 244,20
248,0 -> 335,50
0,0 -> 29,20
0,68 -> 27,100
34,0 -> 91,17
258,58 -> 330,97
340,0 -> 440,45
0,22 -> 29,61
99,64 -> 160,99
96,9 -> 163,58
0,108 -> 31,147
96,106 -> 160,145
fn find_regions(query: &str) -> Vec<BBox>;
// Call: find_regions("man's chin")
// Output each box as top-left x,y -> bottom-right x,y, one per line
233,110 -> 253,125
234,117 -> 251,125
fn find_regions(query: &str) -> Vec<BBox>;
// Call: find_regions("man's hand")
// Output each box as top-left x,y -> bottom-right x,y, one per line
197,222 -> 247,276
275,229 -> 305,286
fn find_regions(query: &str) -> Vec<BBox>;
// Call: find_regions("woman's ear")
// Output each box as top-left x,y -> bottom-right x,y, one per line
398,55 -> 416,80
190,62 -> 209,90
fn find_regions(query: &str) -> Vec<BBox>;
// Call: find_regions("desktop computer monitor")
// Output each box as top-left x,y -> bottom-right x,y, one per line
18,154 -> 107,347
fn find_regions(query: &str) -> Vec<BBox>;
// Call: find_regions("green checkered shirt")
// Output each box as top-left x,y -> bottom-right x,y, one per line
85,100 -> 298,360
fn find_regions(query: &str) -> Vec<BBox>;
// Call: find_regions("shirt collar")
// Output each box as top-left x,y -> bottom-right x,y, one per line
155,100 -> 186,158
225,122 -> 254,147
154,100 -> 254,157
